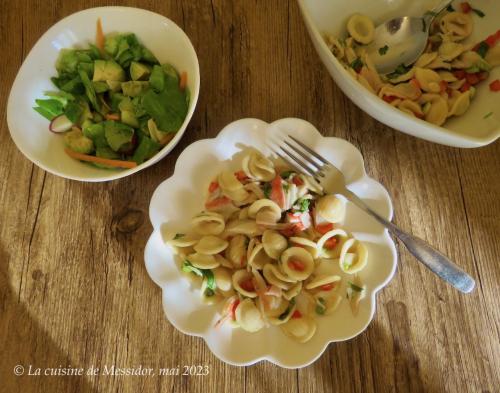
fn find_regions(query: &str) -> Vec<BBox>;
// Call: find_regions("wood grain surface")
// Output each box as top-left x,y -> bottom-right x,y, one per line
1,1 -> 499,392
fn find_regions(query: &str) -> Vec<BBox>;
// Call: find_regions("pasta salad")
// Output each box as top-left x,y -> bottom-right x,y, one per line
165,150 -> 368,343
325,3 -> 500,126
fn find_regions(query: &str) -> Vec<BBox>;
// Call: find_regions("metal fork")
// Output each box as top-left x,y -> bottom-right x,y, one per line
270,134 -> 475,294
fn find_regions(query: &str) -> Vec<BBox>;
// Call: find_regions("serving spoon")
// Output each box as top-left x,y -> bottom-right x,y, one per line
366,0 -> 453,74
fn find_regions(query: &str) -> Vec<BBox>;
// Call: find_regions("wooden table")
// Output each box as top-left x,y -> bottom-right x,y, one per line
1,1 -> 499,392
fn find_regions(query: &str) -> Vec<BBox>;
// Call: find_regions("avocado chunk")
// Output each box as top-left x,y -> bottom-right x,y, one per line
92,81 -> 109,93
149,65 -> 165,92
130,62 -> 151,81
83,123 -> 107,148
93,60 -> 126,82
106,80 -> 122,92
104,120 -> 135,152
118,97 -> 134,112
121,81 -> 149,97
162,63 -> 179,82
121,110 -> 139,128
132,134 -> 161,164
64,129 -> 94,154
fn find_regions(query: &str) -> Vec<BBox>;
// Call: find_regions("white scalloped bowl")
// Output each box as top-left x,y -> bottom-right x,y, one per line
7,7 -> 200,182
145,118 -> 397,368
298,0 -> 500,147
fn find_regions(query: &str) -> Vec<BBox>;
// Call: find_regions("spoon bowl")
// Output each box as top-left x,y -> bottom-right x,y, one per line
365,16 -> 428,74
365,0 -> 452,74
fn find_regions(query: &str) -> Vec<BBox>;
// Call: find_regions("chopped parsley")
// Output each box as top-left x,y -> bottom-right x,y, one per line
471,7 -> 485,17
204,288 -> 215,297
378,45 -> 389,56
263,183 -> 272,198
182,261 -> 217,293
476,41 -> 490,58
348,281 -> 364,292
204,269 -> 216,291
387,63 -> 410,79
350,57 -> 363,73
483,112 -> 493,119
173,233 -> 185,240
280,171 -> 294,179
278,305 -> 293,320
315,297 -> 326,315
182,260 -> 203,276
295,198 -> 310,213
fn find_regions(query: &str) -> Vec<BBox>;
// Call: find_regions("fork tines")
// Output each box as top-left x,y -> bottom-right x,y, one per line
268,134 -> 329,180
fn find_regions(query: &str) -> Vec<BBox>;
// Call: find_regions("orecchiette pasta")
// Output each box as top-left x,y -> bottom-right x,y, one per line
346,14 -> 375,45
242,151 -> 276,181
315,194 -> 345,223
192,212 -> 225,235
262,230 -> 287,259
194,235 -> 229,255
325,8 -> 499,127
339,238 -> 368,274
166,151 -> 370,343
187,252 -> 220,269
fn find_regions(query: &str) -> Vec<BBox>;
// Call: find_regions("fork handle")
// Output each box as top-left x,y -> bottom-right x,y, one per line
343,189 -> 475,294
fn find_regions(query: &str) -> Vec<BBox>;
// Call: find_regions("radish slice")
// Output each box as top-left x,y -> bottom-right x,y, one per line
49,114 -> 73,133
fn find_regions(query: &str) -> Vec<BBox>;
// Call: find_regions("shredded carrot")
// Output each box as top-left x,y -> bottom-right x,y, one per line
205,196 -> 231,210
96,18 -> 105,56
315,223 -> 334,235
179,71 -> 188,90
240,278 -> 255,292
382,95 -> 397,103
410,78 -> 421,90
288,259 -> 305,272
105,113 -> 120,121
270,176 -> 285,208
159,133 -> 175,146
324,237 -> 338,250
439,80 -> 448,93
320,283 -> 335,291
234,170 -> 248,181
489,79 -> 500,92
292,176 -> 304,186
208,181 -> 219,193
64,148 -> 137,169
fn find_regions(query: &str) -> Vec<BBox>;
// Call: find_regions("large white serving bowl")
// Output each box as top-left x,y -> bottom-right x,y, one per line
298,0 -> 500,148
145,118 -> 397,368
7,7 -> 200,181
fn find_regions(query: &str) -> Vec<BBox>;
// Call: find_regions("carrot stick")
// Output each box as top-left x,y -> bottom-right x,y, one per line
179,71 -> 188,90
64,148 -> 137,169
96,18 -> 105,55
105,113 -> 120,121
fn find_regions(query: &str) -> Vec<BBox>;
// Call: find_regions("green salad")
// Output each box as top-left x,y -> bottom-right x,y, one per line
34,19 -> 189,169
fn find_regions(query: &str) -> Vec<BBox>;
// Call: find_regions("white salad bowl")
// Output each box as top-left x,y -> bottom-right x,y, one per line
298,0 -> 500,147
145,118 -> 397,368
7,6 -> 200,181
